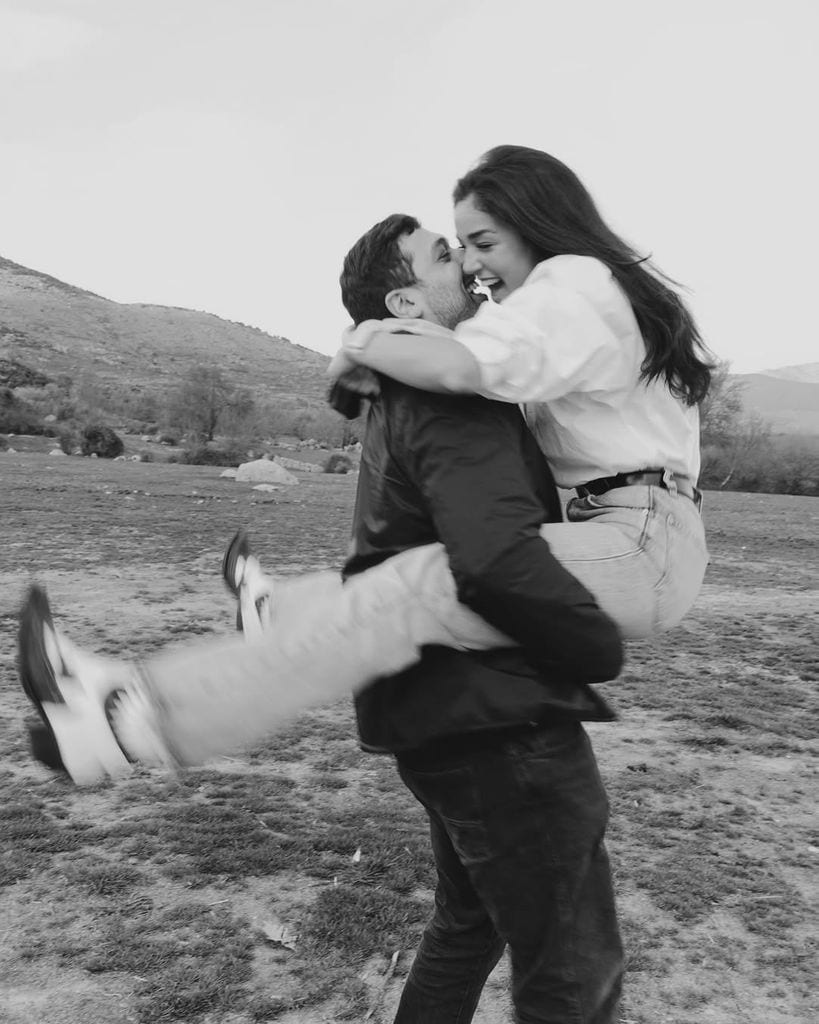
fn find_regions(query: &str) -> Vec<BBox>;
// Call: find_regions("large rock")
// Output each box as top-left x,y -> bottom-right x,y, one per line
236,458 -> 298,486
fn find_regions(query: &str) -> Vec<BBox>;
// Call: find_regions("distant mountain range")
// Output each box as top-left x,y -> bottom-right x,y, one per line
733,364 -> 819,436
0,255 -> 330,406
756,362 -> 819,384
1,254 -> 816,435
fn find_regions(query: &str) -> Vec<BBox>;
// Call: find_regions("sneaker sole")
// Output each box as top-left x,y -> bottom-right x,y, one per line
221,530 -> 251,597
222,530 -> 251,631
221,531 -> 275,641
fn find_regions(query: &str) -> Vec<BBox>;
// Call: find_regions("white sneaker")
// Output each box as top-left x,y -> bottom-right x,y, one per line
18,586 -> 162,785
221,530 -> 274,640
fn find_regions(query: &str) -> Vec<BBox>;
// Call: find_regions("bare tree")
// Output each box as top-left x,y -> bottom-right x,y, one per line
699,361 -> 772,488
717,412 -> 771,488
166,366 -> 232,442
699,361 -> 746,447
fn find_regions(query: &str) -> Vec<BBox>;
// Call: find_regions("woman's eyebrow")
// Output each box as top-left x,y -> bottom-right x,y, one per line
463,228 -> 493,242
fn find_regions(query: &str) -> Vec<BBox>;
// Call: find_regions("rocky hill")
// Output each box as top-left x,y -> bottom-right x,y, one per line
0,255 -> 330,404
757,362 -> 819,384
2,253 -> 815,438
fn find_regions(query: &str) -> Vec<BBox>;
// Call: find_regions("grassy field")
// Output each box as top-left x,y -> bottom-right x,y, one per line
0,453 -> 816,1024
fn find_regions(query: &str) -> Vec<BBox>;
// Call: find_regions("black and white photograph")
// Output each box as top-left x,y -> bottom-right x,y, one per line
0,2 -> 816,1022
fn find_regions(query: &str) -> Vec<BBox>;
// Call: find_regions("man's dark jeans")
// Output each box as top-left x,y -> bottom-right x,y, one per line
393,721 -> 623,1024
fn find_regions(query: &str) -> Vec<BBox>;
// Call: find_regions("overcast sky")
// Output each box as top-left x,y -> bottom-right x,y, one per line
1,0 -> 816,373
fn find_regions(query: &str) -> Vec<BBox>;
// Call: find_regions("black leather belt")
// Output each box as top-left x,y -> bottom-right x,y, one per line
576,470 -> 700,505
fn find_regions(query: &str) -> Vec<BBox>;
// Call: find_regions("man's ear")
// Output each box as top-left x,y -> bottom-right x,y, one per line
384,287 -> 423,319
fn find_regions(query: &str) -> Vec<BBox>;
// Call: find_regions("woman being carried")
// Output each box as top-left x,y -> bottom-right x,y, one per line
240,144 -> 711,644
19,145 -> 711,785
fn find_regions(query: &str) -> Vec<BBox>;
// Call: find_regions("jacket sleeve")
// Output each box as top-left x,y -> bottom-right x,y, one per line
399,391 -> 623,685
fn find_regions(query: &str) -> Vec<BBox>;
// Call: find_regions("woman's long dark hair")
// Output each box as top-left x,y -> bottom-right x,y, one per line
453,146 -> 713,405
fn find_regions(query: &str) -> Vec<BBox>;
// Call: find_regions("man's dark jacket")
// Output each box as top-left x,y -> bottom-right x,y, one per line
343,376 -> 622,754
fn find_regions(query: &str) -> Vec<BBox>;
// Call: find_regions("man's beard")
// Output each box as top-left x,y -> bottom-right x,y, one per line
427,284 -> 479,330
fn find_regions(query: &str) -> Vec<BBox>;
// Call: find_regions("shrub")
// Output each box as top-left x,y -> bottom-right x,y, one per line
180,443 -> 246,467
158,431 -> 180,446
0,358 -> 49,389
0,435 -> 8,451
56,401 -> 76,421
125,392 -> 158,423
57,426 -> 79,455
324,452 -> 353,475
700,434 -> 819,496
13,382 -> 73,426
0,388 -> 45,435
81,424 -> 124,459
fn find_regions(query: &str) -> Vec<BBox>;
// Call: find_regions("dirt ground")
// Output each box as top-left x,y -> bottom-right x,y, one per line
0,453 -> 816,1024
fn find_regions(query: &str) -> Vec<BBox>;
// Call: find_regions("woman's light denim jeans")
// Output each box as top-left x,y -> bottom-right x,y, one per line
553,483 -> 708,639
142,485 -> 706,764
384,483 -> 708,645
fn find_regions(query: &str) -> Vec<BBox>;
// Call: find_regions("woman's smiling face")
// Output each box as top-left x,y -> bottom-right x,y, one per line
454,194 -> 538,302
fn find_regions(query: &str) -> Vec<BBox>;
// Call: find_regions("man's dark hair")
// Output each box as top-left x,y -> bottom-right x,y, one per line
340,214 -> 420,325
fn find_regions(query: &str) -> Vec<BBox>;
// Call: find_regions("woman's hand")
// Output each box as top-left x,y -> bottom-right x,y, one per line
328,320 -> 418,381
340,319 -> 455,364
327,346 -> 358,381
327,318 -> 471,394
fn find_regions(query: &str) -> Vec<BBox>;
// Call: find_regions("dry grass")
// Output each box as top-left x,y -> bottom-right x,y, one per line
0,454 -> 816,1023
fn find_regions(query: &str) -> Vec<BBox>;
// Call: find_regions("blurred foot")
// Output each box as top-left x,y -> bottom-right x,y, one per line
221,530 -> 274,640
18,586 -> 171,784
